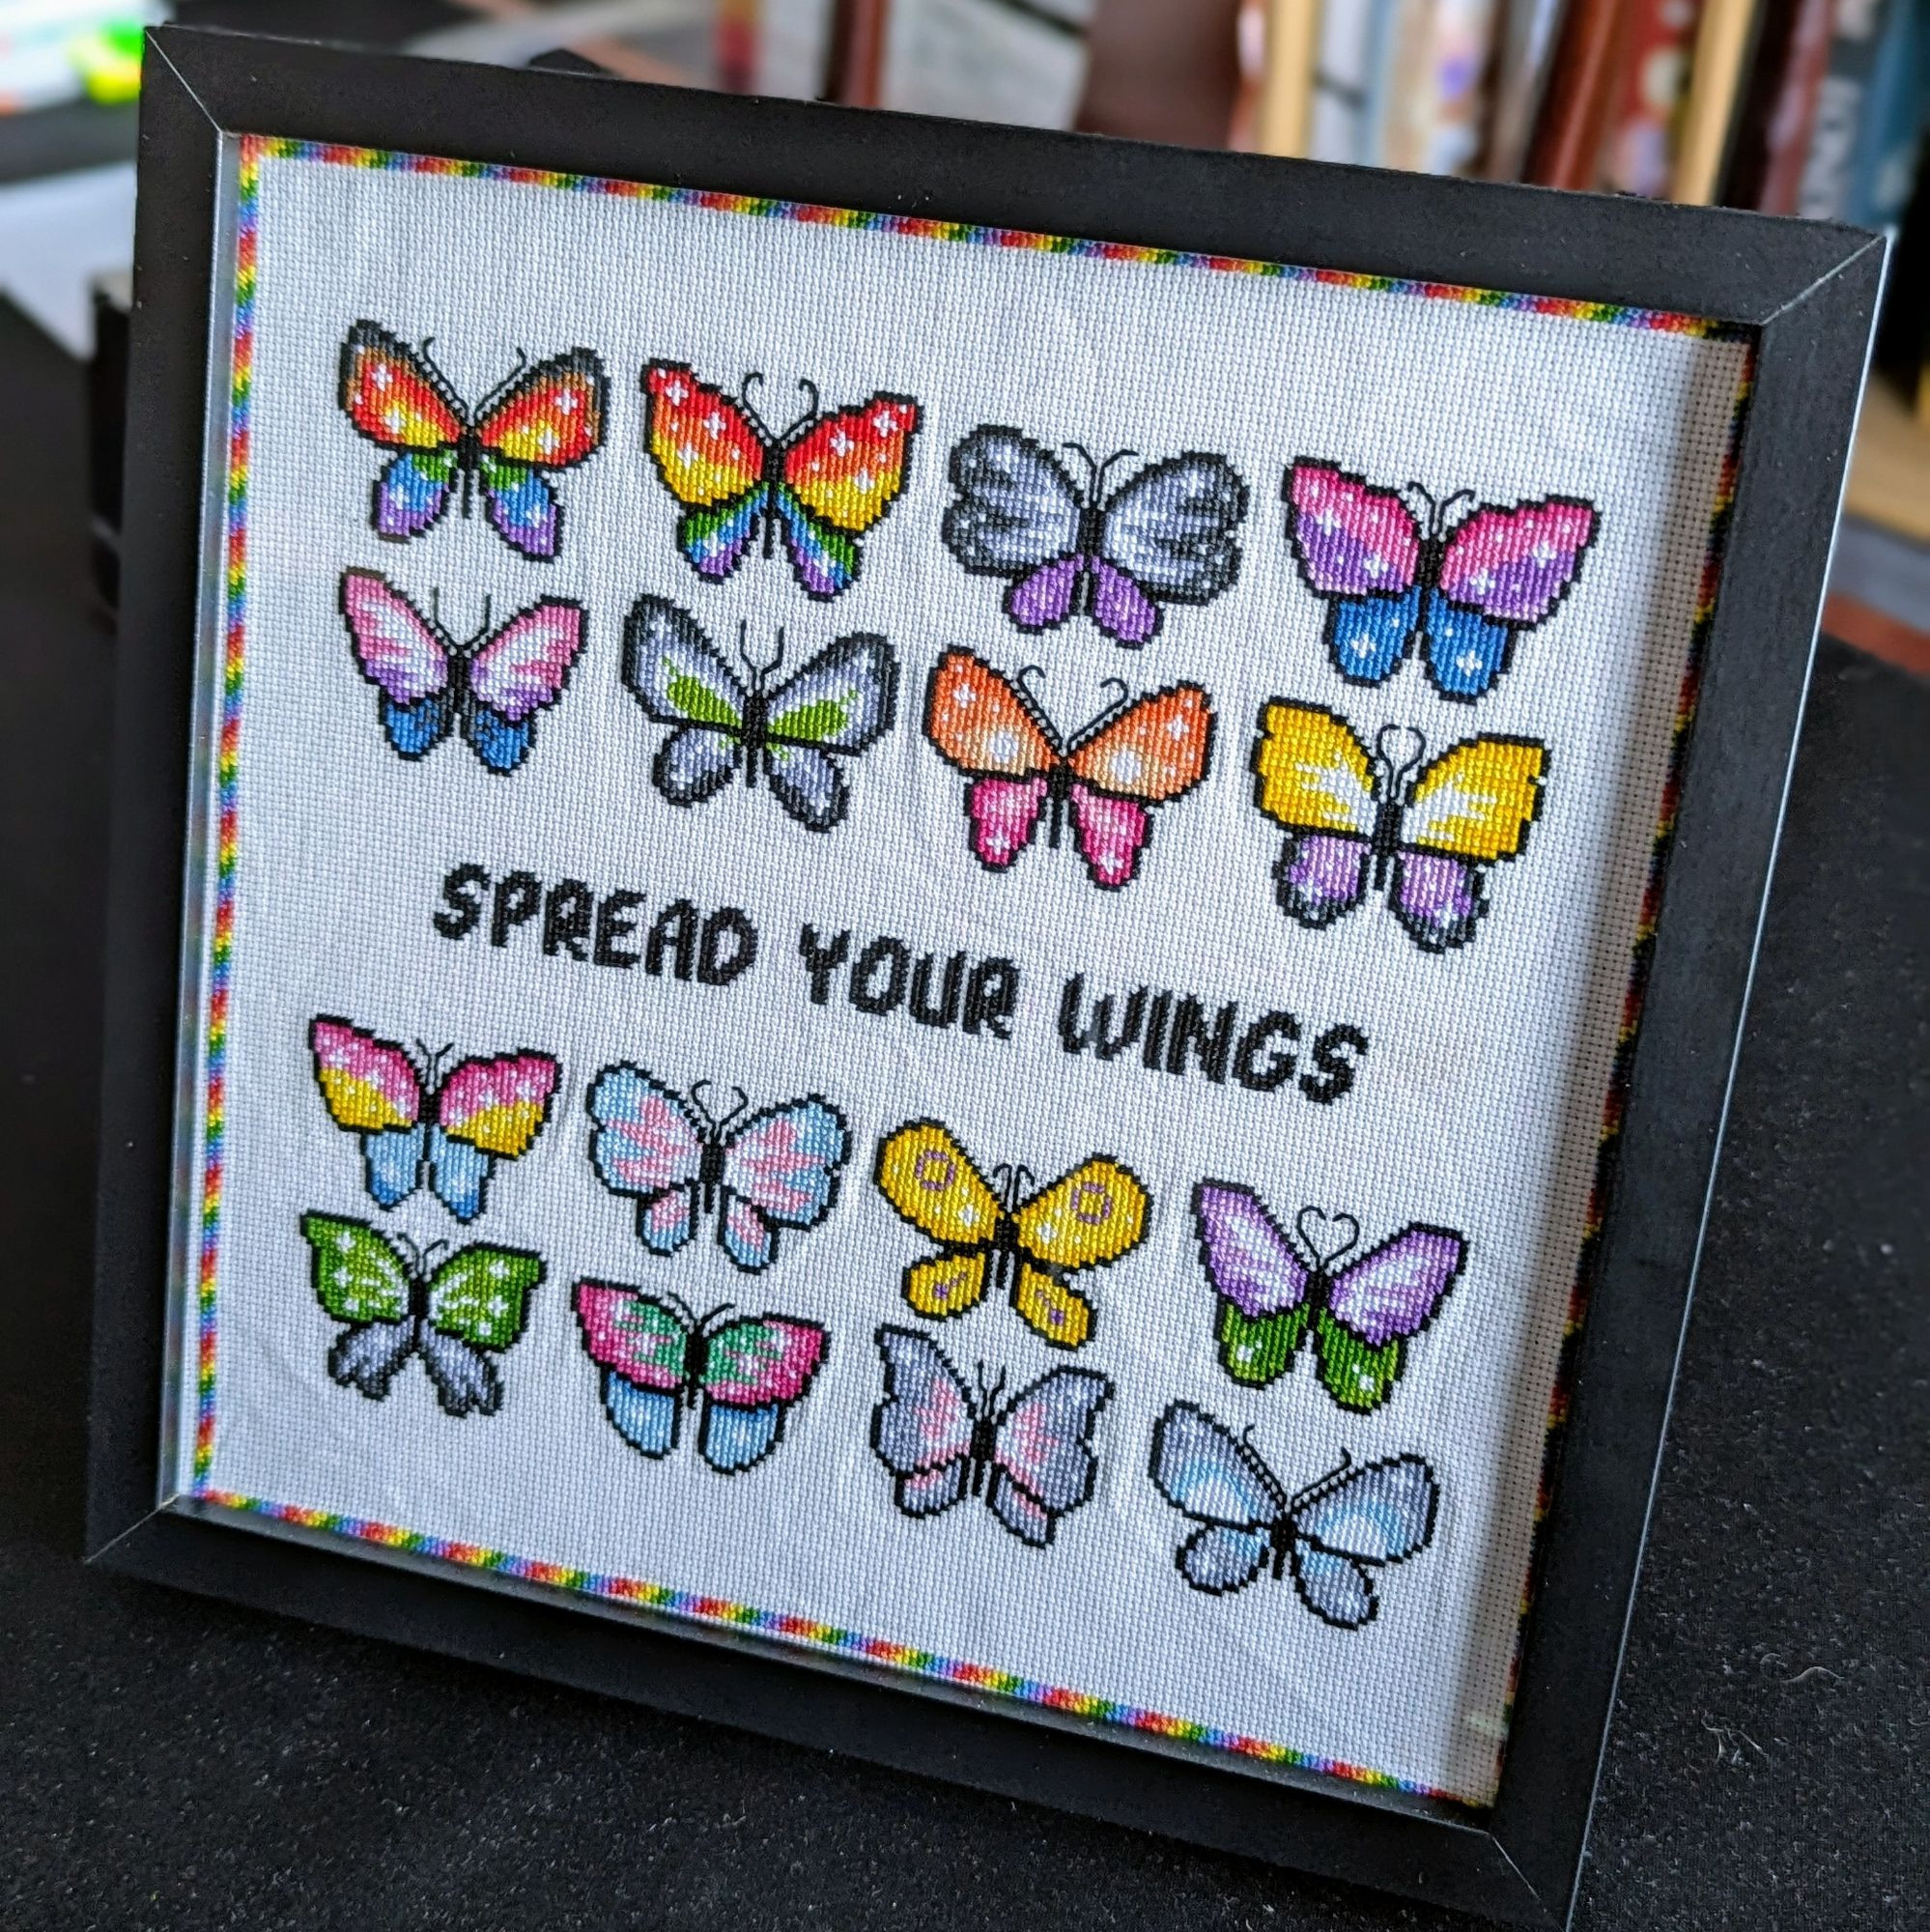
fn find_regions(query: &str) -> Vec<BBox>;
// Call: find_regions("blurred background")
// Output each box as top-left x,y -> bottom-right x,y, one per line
1,0 -> 1925,668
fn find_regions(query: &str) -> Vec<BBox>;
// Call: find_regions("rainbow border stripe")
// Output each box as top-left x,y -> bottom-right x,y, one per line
186,132 -> 1755,1808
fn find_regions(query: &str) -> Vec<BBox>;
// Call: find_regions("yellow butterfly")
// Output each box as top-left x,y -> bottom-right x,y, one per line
872,1122 -> 1150,1350
1251,700 -> 1547,952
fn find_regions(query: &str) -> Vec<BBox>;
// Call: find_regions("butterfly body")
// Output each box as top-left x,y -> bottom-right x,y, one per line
300,1212 -> 543,1418
339,570 -> 587,775
338,322 -> 608,559
1252,700 -> 1547,952
574,1283 -> 828,1473
309,1017 -> 559,1224
870,1326 -> 1114,1545
1149,1402 -> 1439,1621
587,1065 -> 850,1273
873,1120 -> 1149,1350
1284,461 -> 1598,699
1192,1184 -> 1465,1411
623,595 -> 898,832
944,427 -> 1248,646
642,362 -> 921,599
923,650 -> 1213,889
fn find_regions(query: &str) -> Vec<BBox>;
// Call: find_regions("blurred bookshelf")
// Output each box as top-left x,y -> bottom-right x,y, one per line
1,0 -> 1925,664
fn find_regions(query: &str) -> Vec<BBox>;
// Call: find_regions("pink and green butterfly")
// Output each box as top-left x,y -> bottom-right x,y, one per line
573,1282 -> 828,1473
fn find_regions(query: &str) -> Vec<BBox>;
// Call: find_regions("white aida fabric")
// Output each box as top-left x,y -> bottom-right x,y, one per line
170,138 -> 1750,1804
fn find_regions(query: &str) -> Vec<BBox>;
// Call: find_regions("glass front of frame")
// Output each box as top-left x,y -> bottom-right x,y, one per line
165,133 -> 1753,1806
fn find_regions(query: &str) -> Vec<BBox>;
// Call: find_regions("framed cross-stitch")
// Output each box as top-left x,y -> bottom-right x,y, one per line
89,24 -> 1882,1927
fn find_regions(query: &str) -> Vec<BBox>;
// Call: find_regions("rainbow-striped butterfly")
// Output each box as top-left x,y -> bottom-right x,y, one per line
641,362 -> 921,600
338,321 -> 608,559
1284,460 -> 1598,701
573,1284 -> 829,1474
308,1017 -> 559,1224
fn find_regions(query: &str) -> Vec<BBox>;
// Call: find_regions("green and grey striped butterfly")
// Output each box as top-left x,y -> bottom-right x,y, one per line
620,593 -> 898,833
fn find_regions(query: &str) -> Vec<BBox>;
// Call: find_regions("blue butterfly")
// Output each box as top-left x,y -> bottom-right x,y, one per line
1148,1402 -> 1438,1625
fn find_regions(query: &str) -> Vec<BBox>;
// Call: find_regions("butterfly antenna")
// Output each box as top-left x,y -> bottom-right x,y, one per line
1373,724 -> 1427,788
689,1080 -> 718,1135
1092,447 -> 1140,497
1075,676 -> 1131,741
1293,1208 -> 1360,1270
716,1087 -> 751,1132
739,371 -> 771,440
1011,666 -> 1065,745
782,378 -> 821,439
740,626 -> 785,687
700,1303 -> 737,1336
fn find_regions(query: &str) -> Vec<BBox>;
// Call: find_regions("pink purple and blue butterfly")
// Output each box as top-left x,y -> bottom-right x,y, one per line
585,1065 -> 849,1273
1284,460 -> 1599,701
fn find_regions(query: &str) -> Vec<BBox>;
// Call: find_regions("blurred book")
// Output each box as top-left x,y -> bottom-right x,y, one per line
1599,0 -> 1702,196
1522,0 -> 1624,186
1723,0 -> 1832,210
878,0 -> 1093,127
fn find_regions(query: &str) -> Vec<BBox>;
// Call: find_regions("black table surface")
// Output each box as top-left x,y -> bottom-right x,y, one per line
1,298 -> 1922,1931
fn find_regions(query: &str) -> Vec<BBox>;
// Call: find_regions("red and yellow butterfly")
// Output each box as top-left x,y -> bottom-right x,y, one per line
923,650 -> 1215,890
338,321 -> 608,559
641,361 -> 921,600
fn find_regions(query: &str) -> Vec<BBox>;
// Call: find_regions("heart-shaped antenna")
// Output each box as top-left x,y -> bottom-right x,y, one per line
1373,724 -> 1427,785
1294,1208 -> 1360,1270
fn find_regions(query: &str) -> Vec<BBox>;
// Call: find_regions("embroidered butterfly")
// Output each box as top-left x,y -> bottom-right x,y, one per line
922,650 -> 1213,890
300,1213 -> 543,1419
941,427 -> 1248,647
586,1066 -> 849,1273
1284,460 -> 1599,701
337,321 -> 608,559
872,1121 -> 1149,1351
621,595 -> 897,833
641,362 -> 921,600
1149,1403 -> 1439,1622
339,569 -> 585,775
871,1326 -> 1114,1547
573,1283 -> 829,1475
308,1017 -> 559,1224
1193,1187 -> 1465,1413
1252,702 -> 1547,953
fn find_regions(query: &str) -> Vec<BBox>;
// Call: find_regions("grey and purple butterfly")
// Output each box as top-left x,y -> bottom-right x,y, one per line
1149,1403 -> 1439,1623
1251,700 -> 1548,952
871,1326 -> 1113,1547
1192,1184 -> 1465,1413
940,426 -> 1248,647
1284,461 -> 1599,701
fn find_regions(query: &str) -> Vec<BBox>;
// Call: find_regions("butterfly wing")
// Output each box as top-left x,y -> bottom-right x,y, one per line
621,595 -> 751,808
585,1065 -> 706,1253
338,568 -> 456,760
1283,461 -> 1427,684
987,1366 -> 1113,1545
573,1281 -> 694,1458
337,322 -> 465,541
1252,701 -> 1379,930
941,427 -> 1086,627
300,1210 -> 421,1406
463,598 -> 587,774
774,392 -> 921,598
922,650 -> 1061,871
871,1325 -> 978,1518
642,360 -> 771,580
1290,1455 -> 1439,1627
715,1096 -> 850,1272
759,632 -> 900,832
425,1243 -> 542,1347
428,1050 -> 560,1222
1013,1158 -> 1149,1272
1317,1226 -> 1465,1411
1010,1263 -> 1096,1352
1147,1402 -> 1289,1595
874,1121 -> 1003,1320
1064,684 -> 1213,887
1191,1180 -> 1315,1389
1095,454 -> 1248,643
326,1319 -> 419,1404
1392,736 -> 1547,952
308,1016 -> 429,1209
1429,496 -> 1598,698
468,346 -> 606,558
695,1316 -> 830,1473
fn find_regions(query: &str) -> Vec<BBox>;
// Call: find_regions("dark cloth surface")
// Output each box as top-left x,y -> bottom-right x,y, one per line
0,299 -> 1922,1930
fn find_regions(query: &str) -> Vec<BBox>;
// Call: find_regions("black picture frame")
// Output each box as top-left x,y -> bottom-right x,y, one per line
89,25 -> 1882,1927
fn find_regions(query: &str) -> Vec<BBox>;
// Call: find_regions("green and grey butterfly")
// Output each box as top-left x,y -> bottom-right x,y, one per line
621,593 -> 898,833
299,1211 -> 543,1418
